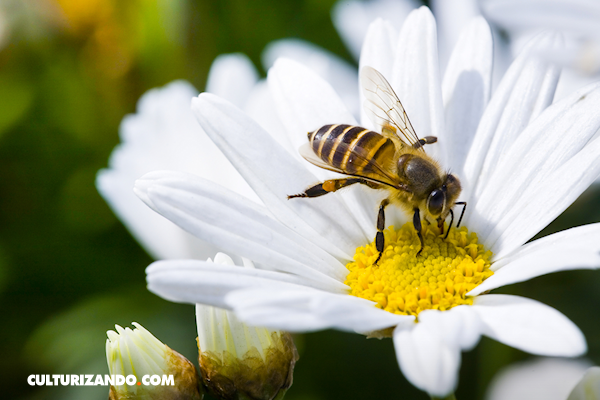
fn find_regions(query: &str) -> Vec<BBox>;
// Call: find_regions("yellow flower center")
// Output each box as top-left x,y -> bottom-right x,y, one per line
345,223 -> 493,317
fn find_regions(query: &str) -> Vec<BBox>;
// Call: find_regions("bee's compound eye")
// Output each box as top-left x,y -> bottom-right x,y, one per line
427,189 -> 445,216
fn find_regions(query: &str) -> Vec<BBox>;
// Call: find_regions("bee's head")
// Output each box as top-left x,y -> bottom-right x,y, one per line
426,174 -> 461,218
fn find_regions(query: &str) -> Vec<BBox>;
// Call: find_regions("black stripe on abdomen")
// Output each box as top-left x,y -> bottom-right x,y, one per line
331,126 -> 368,168
309,124 -> 333,147
319,124 -> 351,163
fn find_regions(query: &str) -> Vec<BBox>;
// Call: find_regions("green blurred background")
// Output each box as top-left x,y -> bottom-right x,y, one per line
1,0 -> 599,399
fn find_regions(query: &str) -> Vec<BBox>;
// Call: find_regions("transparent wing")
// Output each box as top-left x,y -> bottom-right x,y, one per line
360,66 -> 422,150
298,142 -> 401,189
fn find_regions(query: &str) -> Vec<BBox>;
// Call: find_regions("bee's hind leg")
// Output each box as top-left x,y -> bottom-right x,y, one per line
287,178 -> 364,199
413,208 -> 424,255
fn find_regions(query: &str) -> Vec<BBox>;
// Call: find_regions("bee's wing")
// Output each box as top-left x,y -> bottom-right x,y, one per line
360,66 -> 422,151
298,142 -> 400,189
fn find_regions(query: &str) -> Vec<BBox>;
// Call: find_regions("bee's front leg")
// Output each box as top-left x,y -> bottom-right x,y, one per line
374,198 -> 390,265
413,208 -> 424,255
439,209 -> 455,239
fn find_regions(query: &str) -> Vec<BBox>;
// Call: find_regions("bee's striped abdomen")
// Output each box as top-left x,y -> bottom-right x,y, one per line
308,124 -> 394,174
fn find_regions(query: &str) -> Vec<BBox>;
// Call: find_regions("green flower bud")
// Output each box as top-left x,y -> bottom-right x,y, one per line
106,322 -> 202,400
196,253 -> 298,400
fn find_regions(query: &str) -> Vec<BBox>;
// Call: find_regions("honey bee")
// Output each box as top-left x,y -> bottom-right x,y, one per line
288,66 -> 466,264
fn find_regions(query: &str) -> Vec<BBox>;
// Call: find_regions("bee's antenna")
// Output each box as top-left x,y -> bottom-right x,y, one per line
455,202 -> 467,227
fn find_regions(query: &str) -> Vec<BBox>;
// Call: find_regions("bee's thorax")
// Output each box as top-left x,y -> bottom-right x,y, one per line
397,154 -> 443,197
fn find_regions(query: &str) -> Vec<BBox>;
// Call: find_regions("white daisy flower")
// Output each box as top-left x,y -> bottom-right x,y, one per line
139,8 -> 600,397
485,358 -> 598,400
106,322 -> 201,400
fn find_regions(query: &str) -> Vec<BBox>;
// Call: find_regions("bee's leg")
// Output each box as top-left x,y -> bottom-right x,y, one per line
287,178 -> 365,199
413,208 -> 424,255
374,198 -> 390,265
442,210 -> 455,239
413,136 -> 438,149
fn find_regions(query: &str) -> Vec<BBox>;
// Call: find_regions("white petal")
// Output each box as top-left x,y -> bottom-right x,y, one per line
478,83 -> 600,257
135,170 -> 348,286
393,314 -> 461,397
392,306 -> 483,396
97,80 -> 254,260
431,0 -> 481,71
331,0 -> 417,60
212,252 -> 235,266
196,304 -> 280,360
196,305 -> 247,357
206,53 -> 259,109
568,366 -> 600,400
442,16 -> 493,175
146,259 -> 329,309
358,18 -> 398,129
420,306 -> 483,351
97,168 -> 205,260
192,91 -> 368,260
262,39 -> 360,119
243,80 -> 293,155
469,223 -> 600,296
392,6 -> 446,165
534,37 -> 600,75
486,358 -> 592,400
473,294 -> 586,357
268,57 -> 357,150
226,287 -> 413,333
478,79 -> 600,210
267,58 -> 356,181
268,58 -> 380,239
496,138 -> 600,256
462,32 -> 562,204
555,68 -> 600,103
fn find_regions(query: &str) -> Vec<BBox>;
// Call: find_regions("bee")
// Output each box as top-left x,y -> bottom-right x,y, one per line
288,66 -> 466,264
